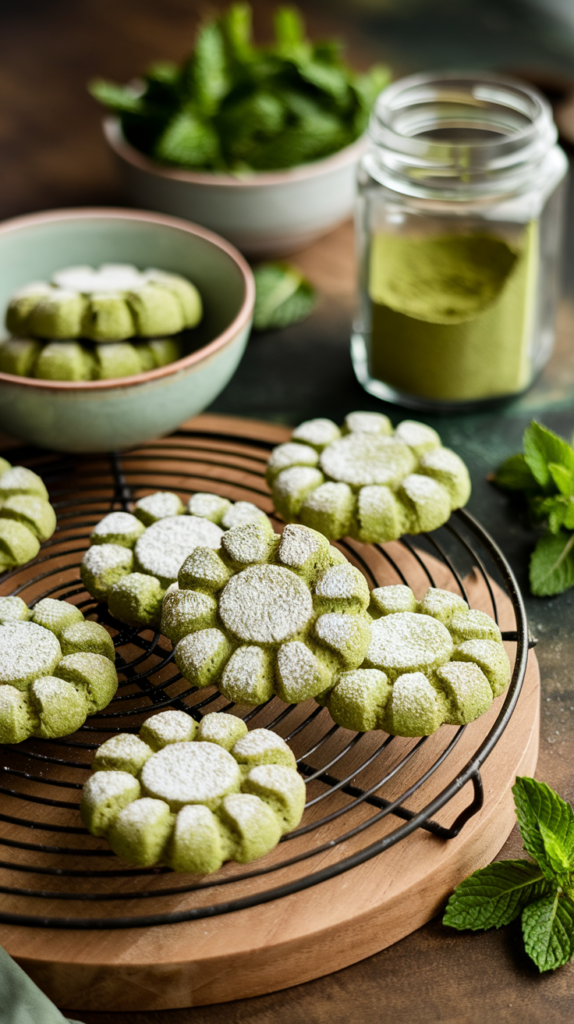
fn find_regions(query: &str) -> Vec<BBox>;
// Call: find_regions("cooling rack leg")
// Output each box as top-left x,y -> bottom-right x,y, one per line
440,770 -> 484,839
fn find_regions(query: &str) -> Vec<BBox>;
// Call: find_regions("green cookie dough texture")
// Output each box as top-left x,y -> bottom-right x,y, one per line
267,412 -> 471,543
325,585 -> 511,737
0,600 -> 118,744
82,494 -> 272,629
172,521 -> 372,706
82,711 -> 305,872
0,461 -> 57,573
6,264 -> 203,342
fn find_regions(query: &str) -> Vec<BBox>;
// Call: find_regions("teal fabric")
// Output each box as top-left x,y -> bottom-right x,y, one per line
0,945 -> 83,1024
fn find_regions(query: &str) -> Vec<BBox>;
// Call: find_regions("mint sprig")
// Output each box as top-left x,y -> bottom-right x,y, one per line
493,420 -> 574,596
444,777 -> 574,972
252,262 -> 316,331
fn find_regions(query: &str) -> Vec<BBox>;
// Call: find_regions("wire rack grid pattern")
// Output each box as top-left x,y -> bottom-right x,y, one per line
0,425 -> 528,930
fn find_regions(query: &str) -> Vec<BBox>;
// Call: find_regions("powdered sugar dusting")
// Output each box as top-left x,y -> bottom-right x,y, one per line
315,612 -> 357,649
82,544 -> 133,574
367,612 -> 453,673
275,466 -> 324,498
420,447 -> 464,473
219,565 -> 313,643
401,474 -> 446,503
221,502 -> 268,530
135,515 -> 223,581
83,770 -> 139,807
188,493 -> 232,521
315,563 -> 368,601
176,628 -> 229,670
135,492 -> 183,520
143,710 -> 196,745
221,646 -> 270,700
141,741 -> 241,808
344,411 -> 392,435
302,481 -> 353,513
0,621 -> 61,686
392,672 -> 438,715
277,641 -> 321,698
91,511 -> 142,540
292,418 -> 340,449
320,434 -> 415,488
268,443 -> 319,475
439,661 -> 487,699
222,522 -> 274,565
233,728 -> 291,759
278,524 -> 322,567
394,421 -> 440,450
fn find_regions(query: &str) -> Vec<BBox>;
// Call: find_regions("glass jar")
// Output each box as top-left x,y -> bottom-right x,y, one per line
352,72 -> 568,412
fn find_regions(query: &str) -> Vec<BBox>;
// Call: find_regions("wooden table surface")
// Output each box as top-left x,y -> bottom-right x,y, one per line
1,1 -> 574,1022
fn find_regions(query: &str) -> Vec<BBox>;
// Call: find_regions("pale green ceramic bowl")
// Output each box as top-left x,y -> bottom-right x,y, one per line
0,208 -> 254,452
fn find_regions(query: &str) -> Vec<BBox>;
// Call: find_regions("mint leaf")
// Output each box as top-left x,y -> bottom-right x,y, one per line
154,110 -> 220,167
274,6 -> 309,60
191,22 -> 230,117
443,860 -> 551,931
524,422 -> 574,490
513,777 -> 574,881
253,263 -> 317,331
493,453 -> 537,491
145,61 -> 180,87
539,821 -> 574,876
529,531 -> 574,597
297,61 -> 350,107
549,462 -> 574,497
531,495 -> 574,534
88,79 -> 144,115
222,3 -> 254,63
522,893 -> 574,971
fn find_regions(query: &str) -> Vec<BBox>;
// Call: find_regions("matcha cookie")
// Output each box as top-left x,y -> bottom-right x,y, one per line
0,336 -> 186,382
267,412 -> 471,543
0,461 -> 57,572
325,585 -> 511,737
0,599 -> 118,744
82,711 -> 305,872
6,264 -> 202,342
82,494 -> 272,629
171,520 -> 372,706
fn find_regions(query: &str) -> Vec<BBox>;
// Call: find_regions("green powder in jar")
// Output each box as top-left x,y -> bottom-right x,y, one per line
368,226 -> 538,402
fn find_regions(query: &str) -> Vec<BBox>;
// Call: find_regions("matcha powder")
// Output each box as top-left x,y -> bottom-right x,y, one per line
368,227 -> 538,402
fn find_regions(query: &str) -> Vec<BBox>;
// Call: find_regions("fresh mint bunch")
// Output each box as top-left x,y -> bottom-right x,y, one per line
493,421 -> 574,596
252,262 -> 316,330
444,777 -> 574,972
89,4 -> 390,173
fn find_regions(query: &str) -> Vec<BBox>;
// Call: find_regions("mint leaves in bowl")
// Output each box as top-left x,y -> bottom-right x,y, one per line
91,4 -> 390,256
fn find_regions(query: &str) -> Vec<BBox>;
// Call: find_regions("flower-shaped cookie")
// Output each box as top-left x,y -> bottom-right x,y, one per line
266,411 -> 471,543
0,596 -> 118,744
324,584 -> 511,737
81,710 -> 306,872
5,264 -> 202,342
0,335 -> 184,381
166,521 -> 373,705
0,459 -> 57,573
81,493 -> 273,629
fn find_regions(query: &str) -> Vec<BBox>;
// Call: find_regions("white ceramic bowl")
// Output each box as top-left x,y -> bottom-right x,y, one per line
104,118 -> 367,257
0,208 -> 254,453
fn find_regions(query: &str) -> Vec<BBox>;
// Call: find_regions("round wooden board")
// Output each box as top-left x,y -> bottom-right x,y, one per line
0,414 -> 540,1012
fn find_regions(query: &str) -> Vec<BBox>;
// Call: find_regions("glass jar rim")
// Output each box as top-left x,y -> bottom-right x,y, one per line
368,70 -> 557,197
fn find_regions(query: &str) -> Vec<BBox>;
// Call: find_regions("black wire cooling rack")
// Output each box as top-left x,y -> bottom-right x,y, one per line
0,423 -> 530,930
